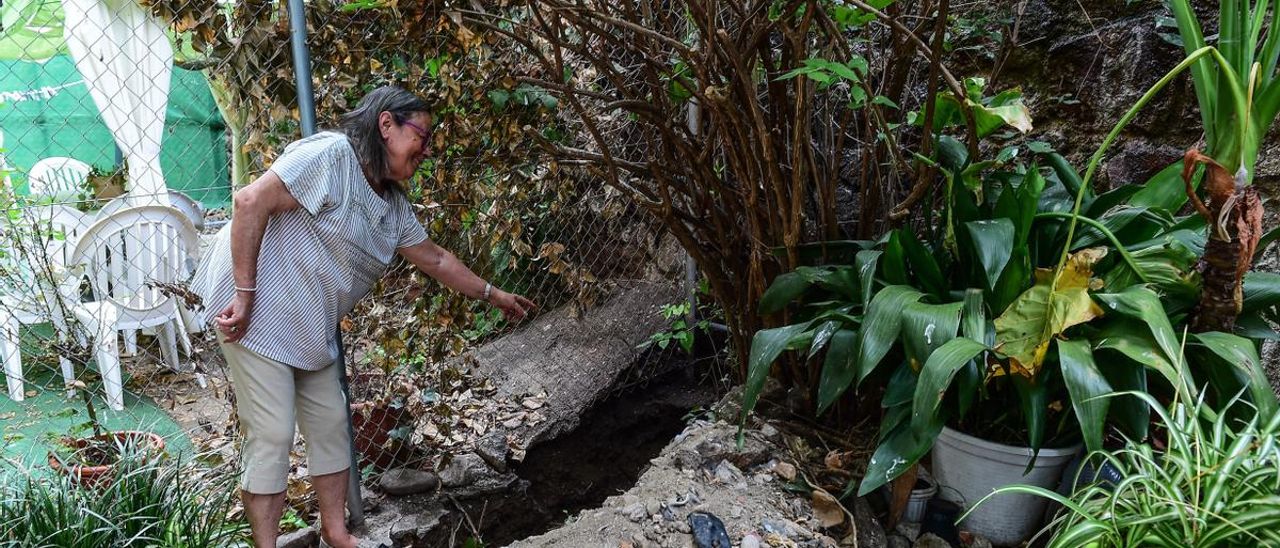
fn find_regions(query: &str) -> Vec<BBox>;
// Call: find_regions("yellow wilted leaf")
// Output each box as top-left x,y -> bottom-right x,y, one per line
993,248 -> 1107,377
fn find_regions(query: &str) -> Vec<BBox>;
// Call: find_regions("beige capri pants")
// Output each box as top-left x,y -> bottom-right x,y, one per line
219,337 -> 352,494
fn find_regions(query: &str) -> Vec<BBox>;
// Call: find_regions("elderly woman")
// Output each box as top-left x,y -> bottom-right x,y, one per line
192,86 -> 534,548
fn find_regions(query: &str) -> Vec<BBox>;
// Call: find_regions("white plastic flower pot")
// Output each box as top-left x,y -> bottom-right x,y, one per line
931,427 -> 1081,546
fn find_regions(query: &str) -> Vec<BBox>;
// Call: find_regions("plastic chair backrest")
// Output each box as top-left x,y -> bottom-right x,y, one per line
29,157 -> 92,202
96,190 -> 205,232
70,205 -> 198,327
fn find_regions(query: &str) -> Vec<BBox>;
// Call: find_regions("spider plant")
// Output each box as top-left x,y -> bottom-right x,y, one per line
972,392 -> 1280,547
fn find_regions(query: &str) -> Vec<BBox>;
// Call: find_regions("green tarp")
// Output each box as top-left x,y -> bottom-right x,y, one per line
0,55 -> 230,209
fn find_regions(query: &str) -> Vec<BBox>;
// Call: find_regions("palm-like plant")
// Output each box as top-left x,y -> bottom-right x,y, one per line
1162,0 -> 1275,331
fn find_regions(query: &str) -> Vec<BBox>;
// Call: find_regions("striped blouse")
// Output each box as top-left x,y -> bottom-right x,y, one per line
191,131 -> 429,370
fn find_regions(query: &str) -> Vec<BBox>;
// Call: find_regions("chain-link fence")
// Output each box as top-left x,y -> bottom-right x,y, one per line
0,0 -> 725,538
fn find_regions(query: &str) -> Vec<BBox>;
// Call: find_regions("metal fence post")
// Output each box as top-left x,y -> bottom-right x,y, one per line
286,0 -> 360,527
287,0 -> 318,137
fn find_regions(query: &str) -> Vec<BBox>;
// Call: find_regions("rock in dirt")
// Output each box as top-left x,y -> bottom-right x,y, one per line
475,432 -> 509,472
387,506 -> 450,546
276,526 -> 316,548
688,511 -> 732,548
378,468 -> 440,496
915,532 -> 952,548
622,502 -> 649,522
712,460 -> 745,484
439,452 -> 490,488
740,533 -> 762,548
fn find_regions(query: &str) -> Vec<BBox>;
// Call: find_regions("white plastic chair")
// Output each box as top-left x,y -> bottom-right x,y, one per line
69,205 -> 199,407
0,205 -> 120,408
28,157 -> 92,204
94,190 -> 206,353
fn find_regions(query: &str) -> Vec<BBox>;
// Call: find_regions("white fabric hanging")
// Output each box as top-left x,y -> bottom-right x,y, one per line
60,0 -> 172,206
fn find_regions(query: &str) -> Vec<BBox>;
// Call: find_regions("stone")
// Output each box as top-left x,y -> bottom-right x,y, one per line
439,453 -> 491,488
623,502 -> 649,522
887,536 -> 911,548
387,508 -> 449,546
772,461 -> 797,481
474,432 -> 510,472
647,500 -> 663,516
914,533 -> 951,548
713,460 -> 744,484
377,468 -> 440,496
672,449 -> 704,470
276,526 -> 316,548
758,423 -> 781,443
740,534 -> 763,548
853,497 -> 887,548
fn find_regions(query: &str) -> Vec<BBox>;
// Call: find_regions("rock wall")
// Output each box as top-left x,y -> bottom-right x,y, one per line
975,0 -> 1279,390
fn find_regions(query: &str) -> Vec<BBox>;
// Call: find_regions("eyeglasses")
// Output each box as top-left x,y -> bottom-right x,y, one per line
401,119 -> 432,142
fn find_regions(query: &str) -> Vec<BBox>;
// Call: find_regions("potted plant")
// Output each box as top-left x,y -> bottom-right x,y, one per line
740,78 -> 1278,543
46,381 -> 166,487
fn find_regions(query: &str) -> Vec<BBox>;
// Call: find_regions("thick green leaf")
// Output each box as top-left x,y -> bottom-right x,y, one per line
1058,339 -> 1112,454
965,219 -> 1015,291
741,322 -> 812,424
1093,319 -> 1181,396
1043,152 -> 1092,204
1099,352 -> 1149,440
856,286 -> 925,384
814,266 -> 859,301
816,329 -> 859,415
1085,184 -> 1143,217
883,231 -> 909,286
1255,226 -> 1280,266
900,228 -> 947,297
855,250 -> 882,310
1128,161 -> 1190,212
808,320 -> 842,359
882,361 -> 918,408
936,135 -> 969,171
958,290 -> 986,415
1012,374 -> 1048,452
1243,272 -> 1280,313
759,271 -> 810,315
1072,207 -> 1159,250
991,249 -> 1030,315
1236,312 -> 1280,340
911,338 -> 988,433
1101,235 -> 1199,299
900,301 -> 965,371
1188,331 -> 1278,420
877,404 -> 910,441
1093,287 -> 1187,384
858,414 -> 944,496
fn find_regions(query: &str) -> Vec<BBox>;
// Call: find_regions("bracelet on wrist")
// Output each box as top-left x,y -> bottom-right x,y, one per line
482,282 -> 492,301
235,285 -> 257,293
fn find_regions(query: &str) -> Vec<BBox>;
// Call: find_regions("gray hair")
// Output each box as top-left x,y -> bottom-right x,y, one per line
340,86 -> 431,187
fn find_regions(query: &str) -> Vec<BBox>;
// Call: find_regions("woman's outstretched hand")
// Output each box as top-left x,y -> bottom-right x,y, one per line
488,289 -> 536,321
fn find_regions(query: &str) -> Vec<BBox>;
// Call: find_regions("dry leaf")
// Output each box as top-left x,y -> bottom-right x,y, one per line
812,490 -> 846,529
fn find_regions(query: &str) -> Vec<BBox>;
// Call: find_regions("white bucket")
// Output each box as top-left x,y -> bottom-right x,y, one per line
931,427 -> 1080,546
903,475 -> 937,523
